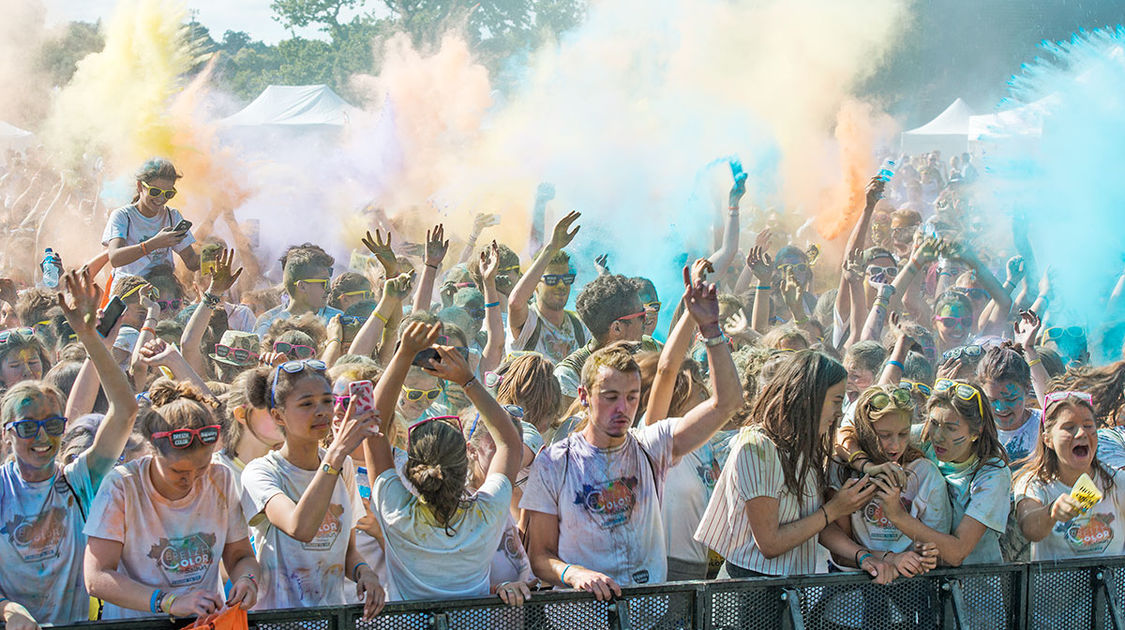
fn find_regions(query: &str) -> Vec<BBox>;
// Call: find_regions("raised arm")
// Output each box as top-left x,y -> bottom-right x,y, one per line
1013,310 -> 1049,408
412,224 -> 448,313
645,308 -> 693,425
135,339 -> 215,401
509,211 -> 580,335
860,283 -> 895,342
836,177 -> 885,328
457,213 -> 498,265
528,183 -> 554,254
478,242 -> 506,374
670,266 -> 743,458
745,247 -> 774,334
348,273 -> 411,358
58,270 -> 139,478
182,248 -> 243,375
707,175 -> 747,278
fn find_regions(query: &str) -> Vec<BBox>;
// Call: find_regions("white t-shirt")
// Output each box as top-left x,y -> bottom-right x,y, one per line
520,418 -> 676,586
101,204 -> 196,278
662,430 -> 733,565
831,457 -> 951,553
1014,468 -> 1125,561
694,427 -> 824,576
509,303 -> 588,365
997,409 -> 1042,467
0,454 -> 98,624
84,456 -> 248,619
934,454 -> 1012,565
241,450 -> 362,610
353,466 -> 389,596
489,515 -> 533,589
372,469 -> 511,601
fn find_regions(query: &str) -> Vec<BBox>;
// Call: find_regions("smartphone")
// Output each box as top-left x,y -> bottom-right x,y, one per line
200,244 -> 221,276
411,346 -> 470,368
348,380 -> 376,416
97,296 -> 126,338
173,219 -> 192,233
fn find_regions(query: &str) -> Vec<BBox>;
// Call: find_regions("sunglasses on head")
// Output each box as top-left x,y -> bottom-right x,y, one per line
141,181 -> 176,200
157,299 -> 182,311
900,380 -> 933,397
274,342 -> 316,359
339,290 -> 373,300
615,310 -> 647,323
1043,326 -> 1085,343
644,301 -> 661,312
270,359 -> 328,407
934,378 -> 985,417
866,265 -> 899,278
942,345 -> 983,362
1044,390 -> 1093,407
407,415 -> 463,446
214,343 -> 258,364
497,265 -> 521,275
401,384 -> 442,402
541,273 -> 576,287
151,425 -> 221,449
951,286 -> 988,301
868,388 -> 913,411
933,315 -> 972,327
5,416 -> 67,439
340,315 -> 367,326
484,371 -> 503,389
297,278 -> 330,287
0,328 -> 35,345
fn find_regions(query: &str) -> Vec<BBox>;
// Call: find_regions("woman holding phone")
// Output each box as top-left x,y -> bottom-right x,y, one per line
101,158 -> 200,292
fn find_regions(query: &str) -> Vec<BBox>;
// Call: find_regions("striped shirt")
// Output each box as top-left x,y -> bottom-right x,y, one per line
693,427 -> 823,575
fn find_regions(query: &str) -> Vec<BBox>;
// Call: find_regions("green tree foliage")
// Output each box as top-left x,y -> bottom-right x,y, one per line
37,21 -> 105,87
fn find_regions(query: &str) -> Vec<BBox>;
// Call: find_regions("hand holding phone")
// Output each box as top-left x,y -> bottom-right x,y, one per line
174,219 -> 192,233
348,380 -> 376,416
97,296 -> 126,338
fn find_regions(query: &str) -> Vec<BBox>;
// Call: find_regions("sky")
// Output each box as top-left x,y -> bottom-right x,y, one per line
43,0 -> 342,43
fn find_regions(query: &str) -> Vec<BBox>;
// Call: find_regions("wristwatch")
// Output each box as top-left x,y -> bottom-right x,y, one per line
703,333 -> 727,347
321,462 -> 340,476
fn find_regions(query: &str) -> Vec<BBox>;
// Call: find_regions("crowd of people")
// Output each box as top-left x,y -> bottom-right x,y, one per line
0,148 -> 1123,628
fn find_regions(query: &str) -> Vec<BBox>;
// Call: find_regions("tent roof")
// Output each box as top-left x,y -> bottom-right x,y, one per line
0,120 -> 32,139
903,98 -> 975,136
968,94 -> 1059,141
220,85 -> 360,127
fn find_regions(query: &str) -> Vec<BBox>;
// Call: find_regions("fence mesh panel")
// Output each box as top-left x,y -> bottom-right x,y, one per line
1027,566 -> 1092,630
796,576 -> 941,630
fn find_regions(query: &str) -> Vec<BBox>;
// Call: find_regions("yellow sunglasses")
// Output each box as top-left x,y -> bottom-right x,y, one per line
401,384 -> 442,402
340,289 -> 373,300
141,181 -> 176,199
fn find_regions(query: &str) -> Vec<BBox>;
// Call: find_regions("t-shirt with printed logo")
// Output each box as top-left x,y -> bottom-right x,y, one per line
520,418 -> 676,586
0,452 -> 98,624
1015,467 -> 1125,561
241,449 -> 362,610
83,456 -> 248,619
661,430 -> 734,566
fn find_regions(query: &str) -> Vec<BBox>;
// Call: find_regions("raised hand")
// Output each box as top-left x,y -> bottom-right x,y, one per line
361,229 -> 398,275
781,267 -> 802,307
594,253 -> 610,276
754,228 -> 773,252
723,309 -> 751,339
691,258 -> 714,285
384,272 -> 415,301
842,247 -> 864,284
399,321 -> 441,357
207,247 -> 243,295
682,265 -> 720,337
424,224 -> 450,268
535,182 -> 556,203
1006,255 -> 1026,286
729,169 -> 748,208
480,241 -> 500,283
420,346 -> 475,386
1013,309 -> 1042,349
136,338 -> 179,368
549,211 -> 581,251
910,236 -> 941,266
865,176 -> 886,207
57,269 -> 103,335
746,247 -> 773,284
473,212 -> 500,232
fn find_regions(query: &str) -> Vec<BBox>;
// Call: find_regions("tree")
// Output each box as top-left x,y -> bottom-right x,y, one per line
271,0 -> 367,40
37,21 -> 105,87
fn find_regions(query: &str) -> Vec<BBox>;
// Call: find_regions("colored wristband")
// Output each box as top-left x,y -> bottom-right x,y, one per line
150,589 -> 163,614
373,311 -> 389,324
161,592 -> 177,615
1027,358 -> 1042,367
484,301 -> 501,308
847,450 -> 867,464
462,375 -> 478,389
140,326 -> 156,335
560,564 -> 574,586
756,285 -> 771,291
856,551 -> 874,568
140,241 -> 149,255
352,561 -> 369,582
426,263 -> 439,270
886,359 -> 904,370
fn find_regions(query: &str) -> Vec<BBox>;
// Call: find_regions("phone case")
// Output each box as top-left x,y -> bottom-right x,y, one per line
349,380 -> 376,416
1071,473 -> 1103,514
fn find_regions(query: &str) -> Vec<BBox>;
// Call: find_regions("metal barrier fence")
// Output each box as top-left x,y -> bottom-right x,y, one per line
40,557 -> 1125,630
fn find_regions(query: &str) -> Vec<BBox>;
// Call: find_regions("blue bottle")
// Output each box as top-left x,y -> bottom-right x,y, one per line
877,159 -> 896,182
42,248 -> 60,288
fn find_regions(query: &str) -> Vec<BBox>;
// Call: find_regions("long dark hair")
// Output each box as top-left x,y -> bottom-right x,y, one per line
1018,396 -> 1114,493
405,420 -> 470,535
923,384 -> 1009,475
750,350 -> 846,498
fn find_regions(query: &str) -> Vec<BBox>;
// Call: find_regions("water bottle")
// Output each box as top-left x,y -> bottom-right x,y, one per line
876,159 -> 896,182
41,248 -> 60,288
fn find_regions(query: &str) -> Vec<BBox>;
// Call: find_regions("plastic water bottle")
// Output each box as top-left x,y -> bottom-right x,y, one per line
876,159 -> 896,182
41,248 -> 60,288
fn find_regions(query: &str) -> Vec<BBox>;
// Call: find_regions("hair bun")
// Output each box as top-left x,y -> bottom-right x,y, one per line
147,378 -> 218,409
408,463 -> 446,491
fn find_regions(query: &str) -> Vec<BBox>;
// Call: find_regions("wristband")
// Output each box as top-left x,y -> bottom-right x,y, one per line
560,564 -> 574,586
703,333 -> 727,348
141,326 -> 156,335
847,450 -> 868,464
352,561 -> 369,582
484,301 -> 501,308
819,505 -> 829,528
1027,358 -> 1042,367
150,589 -> 163,614
321,462 -> 340,476
756,285 -> 771,291
462,375 -> 478,389
140,241 -> 149,255
373,311 -> 389,324
886,359 -> 904,370
873,299 -> 889,309
857,551 -> 873,568
202,292 -> 222,308
728,206 -> 740,211
161,592 -> 176,615
426,263 -> 439,270
238,573 -> 258,588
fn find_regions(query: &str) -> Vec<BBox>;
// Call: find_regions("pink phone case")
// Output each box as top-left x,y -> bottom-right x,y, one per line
349,380 -> 375,415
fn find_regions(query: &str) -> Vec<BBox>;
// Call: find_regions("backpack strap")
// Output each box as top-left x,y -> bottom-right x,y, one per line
522,310 -> 545,352
568,311 -> 586,346
60,472 -> 87,523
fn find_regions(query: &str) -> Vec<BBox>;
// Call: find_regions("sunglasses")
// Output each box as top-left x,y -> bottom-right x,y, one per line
274,342 -> 316,359
1043,326 -> 1085,343
869,388 -> 913,411
900,380 -> 933,397
644,301 -> 661,312
340,315 -> 367,327
933,315 -> 972,328
5,416 -> 67,439
866,265 -> 899,278
1044,390 -> 1094,407
407,415 -> 463,446
157,299 -> 183,311
951,286 -> 988,301
401,384 -> 442,402
497,265 -> 521,275
0,328 -> 35,345
214,343 -> 258,364
484,371 -> 503,389
778,263 -> 810,276
340,290 -> 373,300
334,395 -> 350,408
616,310 -> 647,323
942,345 -> 983,362
141,181 -> 176,200
541,273 -> 576,287
270,359 -> 328,407
297,278 -> 330,287
151,425 -> 221,449
934,378 -> 985,417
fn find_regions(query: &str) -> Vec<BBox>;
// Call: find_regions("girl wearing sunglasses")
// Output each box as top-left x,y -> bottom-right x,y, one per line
84,380 -> 259,619
241,359 -> 385,619
0,327 -> 51,391
363,322 -> 524,604
0,271 -> 138,627
871,380 -> 1010,568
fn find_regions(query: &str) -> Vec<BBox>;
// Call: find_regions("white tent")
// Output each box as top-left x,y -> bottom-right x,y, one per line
968,95 -> 1059,142
220,85 -> 360,128
901,98 -> 975,156
0,120 -> 33,154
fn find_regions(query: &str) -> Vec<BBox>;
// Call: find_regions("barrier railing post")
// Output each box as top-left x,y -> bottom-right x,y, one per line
940,578 -> 969,630
1093,567 -> 1125,630
780,588 -> 804,630
694,582 -> 709,630
428,611 -> 451,630
608,598 -> 633,630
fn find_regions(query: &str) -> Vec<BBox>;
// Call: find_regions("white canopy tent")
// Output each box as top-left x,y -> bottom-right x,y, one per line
0,120 -> 33,155
220,84 -> 360,129
968,95 -> 1060,143
900,98 -> 975,156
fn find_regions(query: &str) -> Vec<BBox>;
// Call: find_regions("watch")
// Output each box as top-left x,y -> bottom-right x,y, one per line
321,462 -> 340,476
703,334 -> 727,347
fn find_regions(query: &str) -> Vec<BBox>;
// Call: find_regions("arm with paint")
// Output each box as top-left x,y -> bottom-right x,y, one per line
860,283 -> 895,342
412,224 -> 448,314
707,170 -> 747,282
478,242 -> 506,375
645,307 -> 693,426
508,211 -> 580,336
1013,310 -> 1049,408
181,248 -> 242,377
745,247 -> 773,334
349,273 -> 411,359
835,177 -> 885,335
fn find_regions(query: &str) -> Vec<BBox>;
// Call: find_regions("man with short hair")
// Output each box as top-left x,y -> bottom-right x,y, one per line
554,274 -> 645,402
522,267 -> 742,598
508,212 -> 589,364
254,244 -> 343,335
